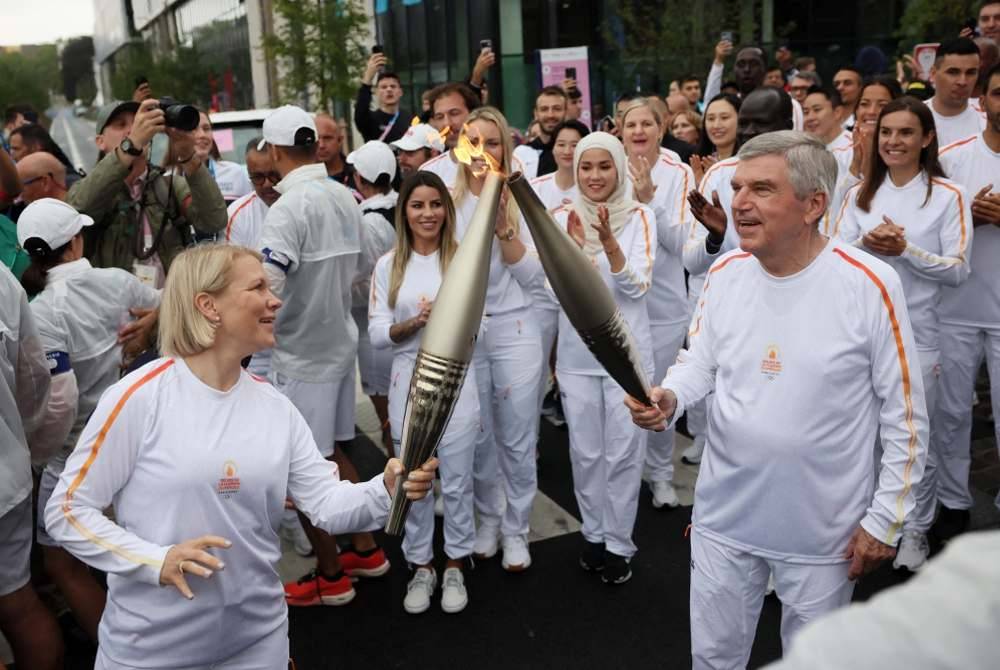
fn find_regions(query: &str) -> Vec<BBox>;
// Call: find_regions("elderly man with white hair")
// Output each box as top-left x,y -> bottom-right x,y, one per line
627,130 -> 929,670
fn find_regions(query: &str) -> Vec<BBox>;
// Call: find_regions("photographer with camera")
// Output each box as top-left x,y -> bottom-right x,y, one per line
68,97 -> 226,284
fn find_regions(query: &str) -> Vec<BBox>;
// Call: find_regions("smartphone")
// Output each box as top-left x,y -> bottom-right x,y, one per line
720,30 -> 734,43
963,18 -> 979,36
372,44 -> 384,54
134,75 -> 148,88
480,39 -> 493,52
566,67 -> 577,80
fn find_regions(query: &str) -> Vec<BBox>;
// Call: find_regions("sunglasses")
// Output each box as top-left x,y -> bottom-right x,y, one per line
249,171 -> 281,186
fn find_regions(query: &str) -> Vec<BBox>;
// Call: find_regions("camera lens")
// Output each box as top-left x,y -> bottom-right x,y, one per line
158,98 -> 200,131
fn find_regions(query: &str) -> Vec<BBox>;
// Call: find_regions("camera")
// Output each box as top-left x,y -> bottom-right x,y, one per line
157,97 -> 200,132
480,39 -> 493,51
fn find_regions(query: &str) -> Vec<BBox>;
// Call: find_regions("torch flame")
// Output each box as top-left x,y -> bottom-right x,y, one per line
410,115 -> 422,126
453,124 -> 502,178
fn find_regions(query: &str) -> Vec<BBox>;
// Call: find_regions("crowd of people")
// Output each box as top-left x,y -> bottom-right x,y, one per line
1,2 -> 999,668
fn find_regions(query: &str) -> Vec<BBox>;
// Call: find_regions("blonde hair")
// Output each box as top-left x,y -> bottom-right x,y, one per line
159,245 -> 263,357
452,106 -> 520,235
621,98 -> 665,141
388,172 -> 459,308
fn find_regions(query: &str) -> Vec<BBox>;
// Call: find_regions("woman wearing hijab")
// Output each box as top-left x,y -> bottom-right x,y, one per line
550,132 -> 656,585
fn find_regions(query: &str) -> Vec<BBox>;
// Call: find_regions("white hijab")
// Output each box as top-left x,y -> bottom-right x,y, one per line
572,132 -> 638,256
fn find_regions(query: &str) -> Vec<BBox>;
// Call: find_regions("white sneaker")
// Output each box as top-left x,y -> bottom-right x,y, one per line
440,567 -> 468,613
501,534 -> 532,572
403,567 -> 437,614
893,530 -> 929,571
473,523 -> 499,559
682,435 -> 705,465
651,480 -> 680,509
281,516 -> 313,556
765,572 -> 775,595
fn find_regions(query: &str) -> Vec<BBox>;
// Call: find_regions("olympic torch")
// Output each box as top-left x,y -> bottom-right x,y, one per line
507,172 -> 652,405
384,171 -> 502,535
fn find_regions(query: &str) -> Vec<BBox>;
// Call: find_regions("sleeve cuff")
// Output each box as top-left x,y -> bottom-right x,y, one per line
860,513 -> 896,547
139,545 -> 172,585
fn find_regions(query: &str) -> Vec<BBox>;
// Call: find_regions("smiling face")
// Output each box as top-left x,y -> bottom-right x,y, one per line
671,114 -> 699,145
577,147 -> 617,202
621,105 -> 661,158
209,255 -> 282,357
802,92 -> 841,143
730,154 -> 817,259
703,98 -> 738,151
194,112 -> 214,160
855,83 -> 893,133
979,2 -> 1000,41
877,109 -> 933,173
405,184 -> 447,248
553,126 -> 583,171
535,93 -> 567,136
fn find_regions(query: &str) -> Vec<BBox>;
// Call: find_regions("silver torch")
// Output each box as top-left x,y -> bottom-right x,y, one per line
385,171 -> 503,535
506,172 -> 652,405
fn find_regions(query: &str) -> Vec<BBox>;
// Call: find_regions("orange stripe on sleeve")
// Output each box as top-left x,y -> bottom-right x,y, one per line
831,182 -> 862,239
832,249 -> 918,544
930,179 -> 968,259
938,135 -> 976,156
225,194 -> 257,242
688,252 -> 752,338
61,359 -> 176,567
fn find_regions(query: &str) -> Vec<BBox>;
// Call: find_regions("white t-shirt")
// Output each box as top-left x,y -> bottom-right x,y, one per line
666,242 -> 928,560
524,173 -> 577,312
632,153 -> 694,327
938,133 -> 1000,328
45,357 -> 390,667
210,159 -> 254,203
259,163 -> 361,382
353,191 -> 397,310
513,144 -> 542,180
0,263 -> 49,515
368,249 -> 479,414
418,151 -> 460,188
551,205 -> 656,376
453,192 -> 542,316
225,192 -> 269,248
827,130 -> 854,175
834,173 -> 972,353
30,259 -> 160,461
928,98 -> 986,148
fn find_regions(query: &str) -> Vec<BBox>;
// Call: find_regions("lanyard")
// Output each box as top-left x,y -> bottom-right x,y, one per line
378,111 -> 400,142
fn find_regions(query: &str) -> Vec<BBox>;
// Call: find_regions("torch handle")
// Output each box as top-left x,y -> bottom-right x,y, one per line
384,473 -> 412,536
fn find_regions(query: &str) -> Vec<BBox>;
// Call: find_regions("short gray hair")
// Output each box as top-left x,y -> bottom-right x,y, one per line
791,70 -> 822,87
738,130 -> 838,203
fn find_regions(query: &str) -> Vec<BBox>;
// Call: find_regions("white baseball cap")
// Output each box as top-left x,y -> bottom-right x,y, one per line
391,123 -> 445,153
17,198 -> 93,251
257,105 -> 317,151
347,141 -> 397,183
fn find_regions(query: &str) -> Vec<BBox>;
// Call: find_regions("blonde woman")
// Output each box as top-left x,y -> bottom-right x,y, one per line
45,244 -> 436,668
370,171 -> 479,614
670,110 -> 702,146
451,106 -> 544,571
620,98 -> 695,509
553,131 -> 656,584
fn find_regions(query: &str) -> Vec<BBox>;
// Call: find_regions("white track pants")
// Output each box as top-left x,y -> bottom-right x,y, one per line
645,321 -> 687,482
471,310 -> 543,536
932,323 -> 1000,511
390,359 -> 478,564
689,528 -> 854,670
534,306 -> 560,410
562,371 -> 647,558
907,349 -> 941,532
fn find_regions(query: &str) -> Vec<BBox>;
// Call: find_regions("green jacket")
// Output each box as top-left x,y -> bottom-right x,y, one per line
0,214 -> 29,279
67,153 -> 227,273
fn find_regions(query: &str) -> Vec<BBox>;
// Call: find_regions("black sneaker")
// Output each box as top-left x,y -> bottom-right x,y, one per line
601,552 -> 632,585
579,541 -> 606,572
931,506 -> 971,545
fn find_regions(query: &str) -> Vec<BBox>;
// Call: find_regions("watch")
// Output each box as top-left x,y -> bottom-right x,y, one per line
119,137 -> 143,157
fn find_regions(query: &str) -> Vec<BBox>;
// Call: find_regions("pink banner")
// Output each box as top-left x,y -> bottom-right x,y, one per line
539,46 -> 592,127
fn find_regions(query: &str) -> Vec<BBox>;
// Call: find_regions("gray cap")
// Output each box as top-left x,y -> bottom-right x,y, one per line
95,100 -> 140,134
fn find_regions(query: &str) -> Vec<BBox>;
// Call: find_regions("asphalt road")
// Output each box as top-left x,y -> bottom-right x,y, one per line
47,105 -> 98,173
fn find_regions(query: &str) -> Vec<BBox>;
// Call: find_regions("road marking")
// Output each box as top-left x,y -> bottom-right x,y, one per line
60,113 -> 85,172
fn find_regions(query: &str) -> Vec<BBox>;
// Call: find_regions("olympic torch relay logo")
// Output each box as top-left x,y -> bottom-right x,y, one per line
760,345 -> 782,380
217,460 -> 241,497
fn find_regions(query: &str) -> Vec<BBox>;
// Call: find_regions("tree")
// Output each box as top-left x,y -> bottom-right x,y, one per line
61,36 -> 96,102
109,43 -> 212,110
0,45 -> 59,121
895,0 -> 978,52
262,0 -> 371,113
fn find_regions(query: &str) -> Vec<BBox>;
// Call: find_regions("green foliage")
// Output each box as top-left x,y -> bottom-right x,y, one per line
109,43 -> 213,108
263,0 -> 370,112
601,0 -> 743,96
0,45 -> 59,119
61,37 -> 96,103
895,0 -> 978,52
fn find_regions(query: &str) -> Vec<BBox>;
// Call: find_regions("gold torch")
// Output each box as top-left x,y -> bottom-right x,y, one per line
507,172 -> 652,405
385,143 -> 503,535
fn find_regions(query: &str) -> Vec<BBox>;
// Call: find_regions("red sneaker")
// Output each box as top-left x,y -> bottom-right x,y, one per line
338,546 -> 390,578
284,569 -> 355,606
